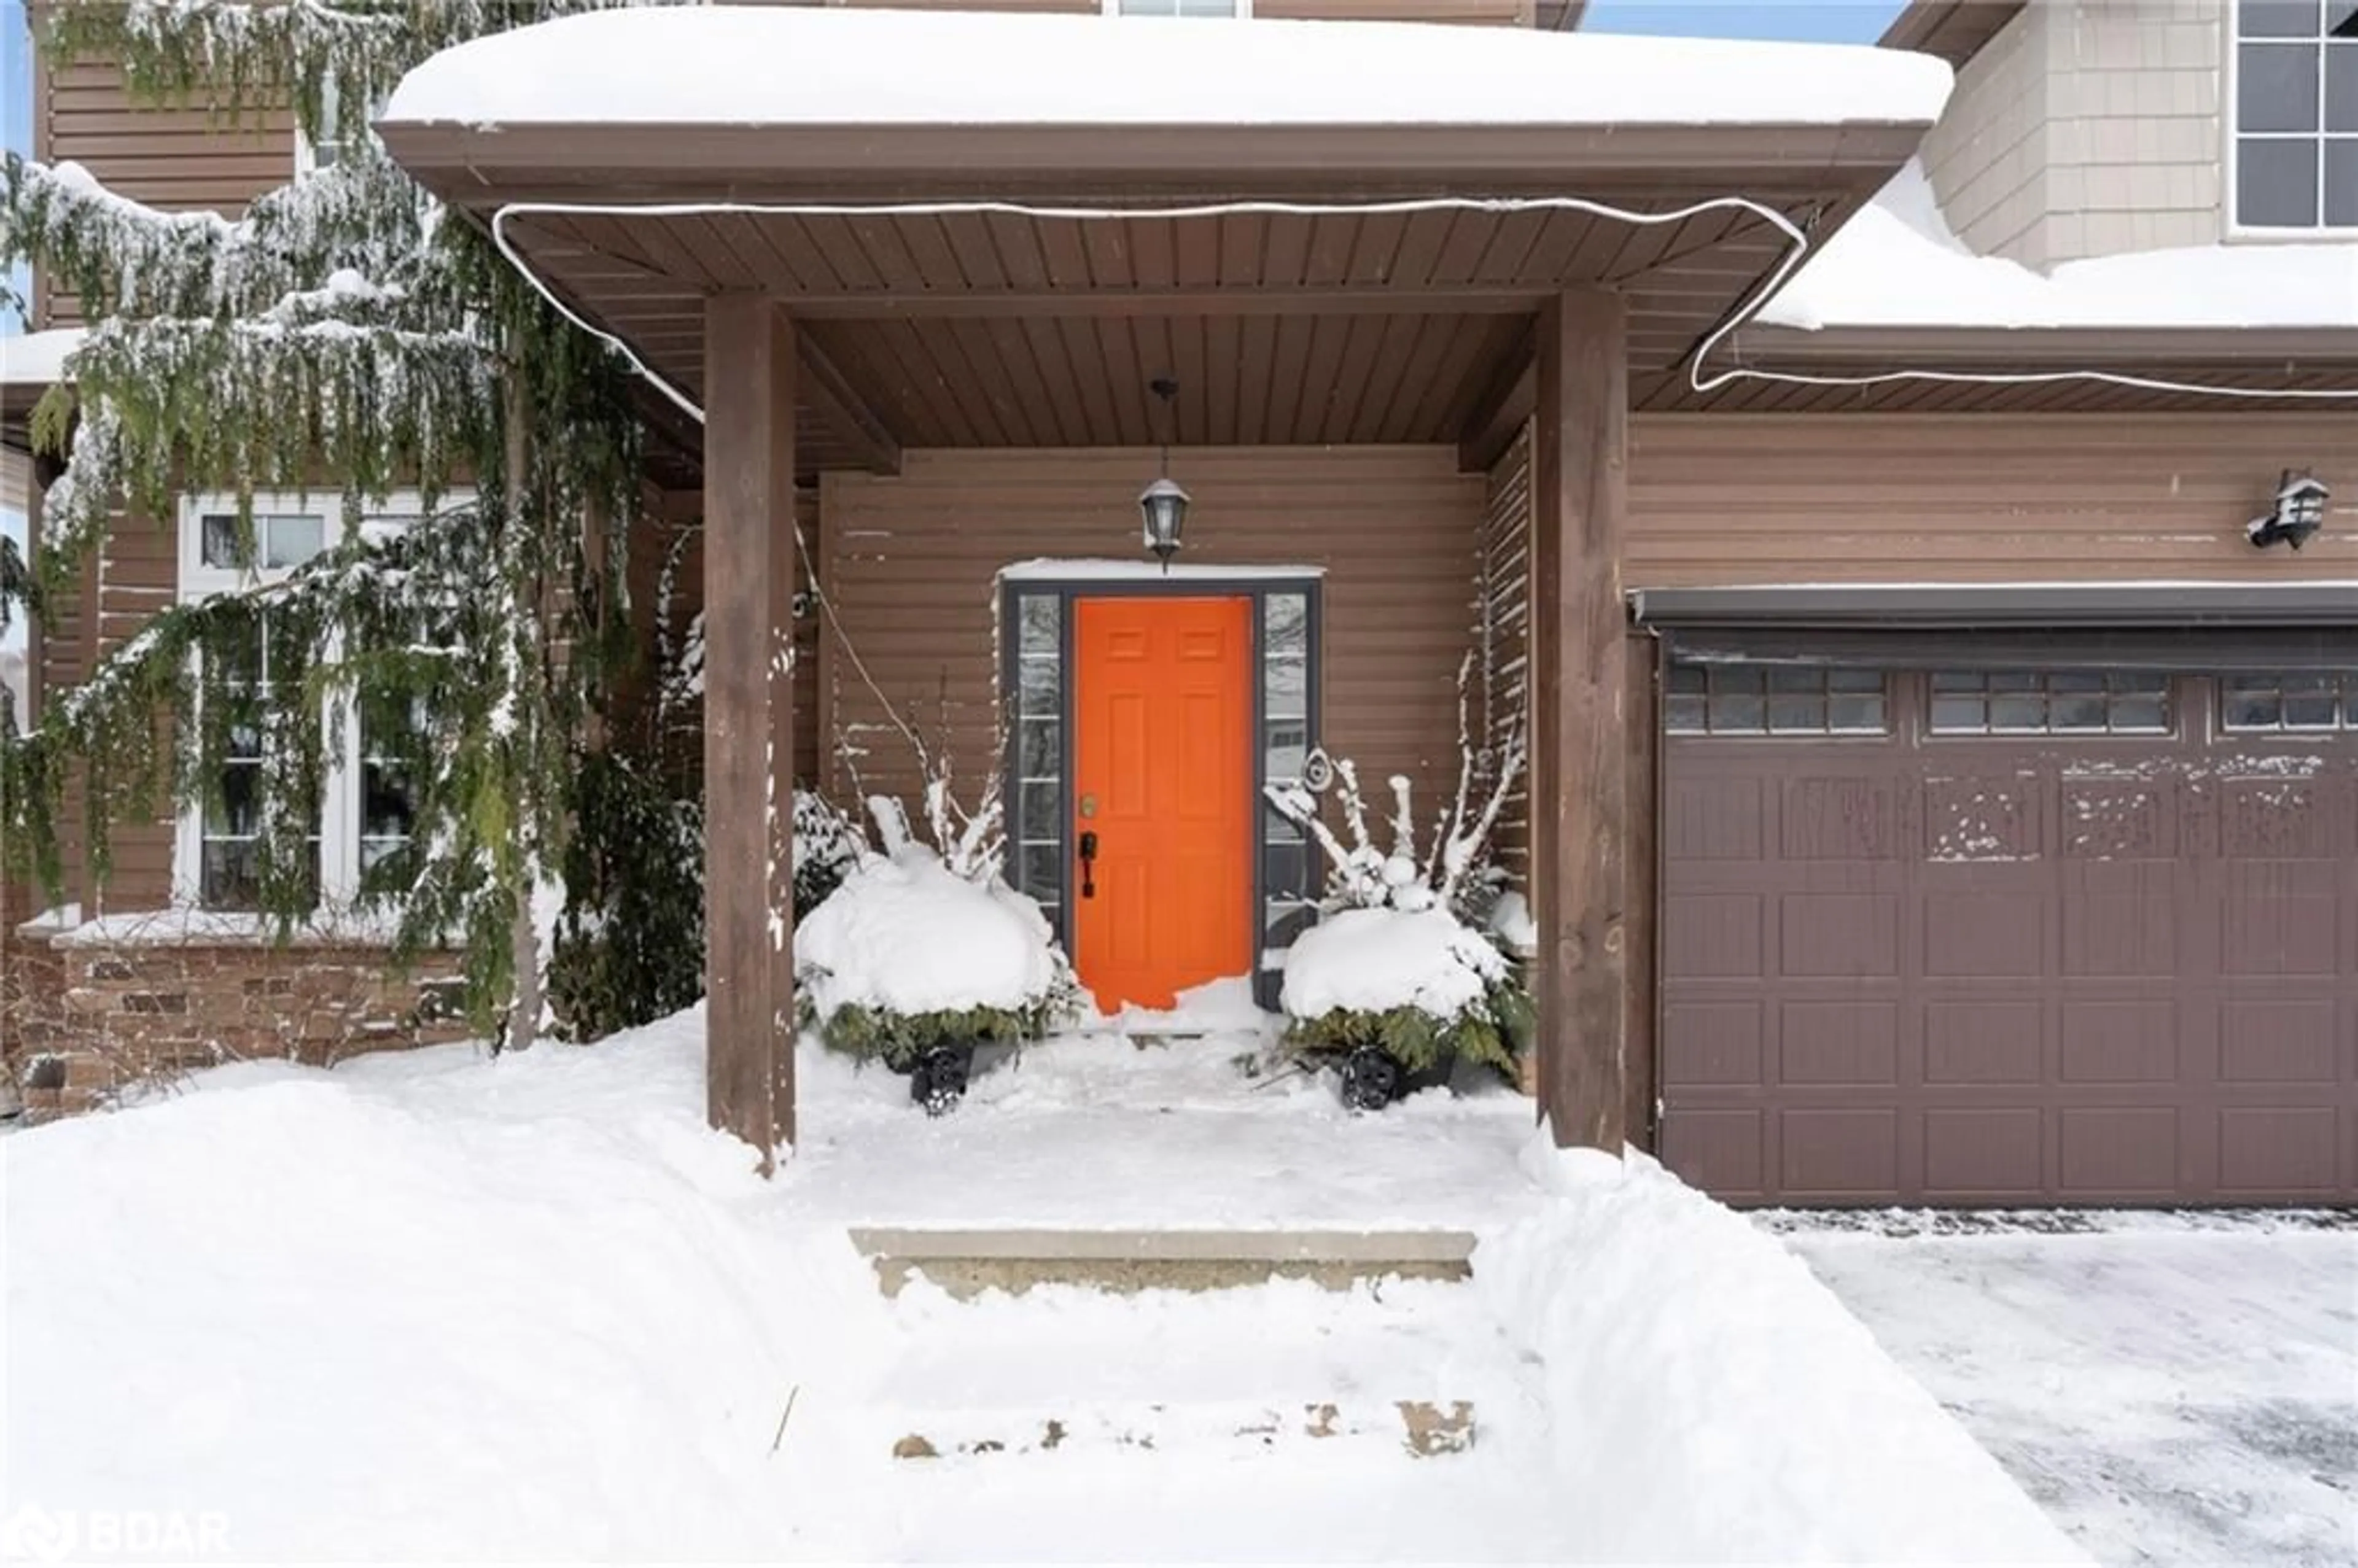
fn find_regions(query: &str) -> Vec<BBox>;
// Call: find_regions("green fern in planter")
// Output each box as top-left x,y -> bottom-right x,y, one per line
799,987 -> 1074,1073
1283,969 -> 1533,1081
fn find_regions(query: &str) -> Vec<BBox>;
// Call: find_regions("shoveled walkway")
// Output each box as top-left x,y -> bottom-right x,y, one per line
1782,1214 -> 2358,1567
772,983 -> 1543,1233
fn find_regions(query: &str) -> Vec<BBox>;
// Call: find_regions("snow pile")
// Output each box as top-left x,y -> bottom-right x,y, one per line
1478,1149 -> 2088,1565
2,1022 -> 896,1561
385,7 -> 1951,131
1763,161 -> 2358,330
1281,905 -> 1507,1020
7,1007 -> 2081,1561
1097,972 -> 1274,1035
794,846 -> 1065,1020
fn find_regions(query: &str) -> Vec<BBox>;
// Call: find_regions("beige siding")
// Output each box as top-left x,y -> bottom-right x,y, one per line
1627,411 -> 2358,585
1920,0 -> 2226,271
2044,0 -> 2224,258
1916,2 -> 2049,261
819,446 -> 1486,820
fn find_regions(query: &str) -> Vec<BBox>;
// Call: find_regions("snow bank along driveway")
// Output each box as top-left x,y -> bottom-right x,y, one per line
1786,1216 -> 2358,1567
6,1008 -> 2079,1563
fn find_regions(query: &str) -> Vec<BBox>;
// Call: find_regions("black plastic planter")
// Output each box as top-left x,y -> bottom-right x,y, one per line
1336,1045 -> 1456,1112
908,1043 -> 976,1117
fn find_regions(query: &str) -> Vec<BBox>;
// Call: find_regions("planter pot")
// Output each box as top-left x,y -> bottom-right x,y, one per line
907,1043 -> 976,1117
1337,1044 -> 1457,1112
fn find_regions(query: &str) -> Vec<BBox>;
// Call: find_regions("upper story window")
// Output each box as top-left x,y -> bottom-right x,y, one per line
1107,0 -> 1249,15
294,74 -> 386,176
176,494 -> 442,910
2233,0 -> 2358,230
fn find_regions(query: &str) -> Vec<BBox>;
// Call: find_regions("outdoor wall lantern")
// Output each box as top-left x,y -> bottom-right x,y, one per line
1139,375 -> 1189,572
2247,469 -> 2330,551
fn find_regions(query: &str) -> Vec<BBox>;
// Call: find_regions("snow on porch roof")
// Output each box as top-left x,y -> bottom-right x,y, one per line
1761,162 -> 2358,332
383,7 -> 1953,132
0,328 -> 86,388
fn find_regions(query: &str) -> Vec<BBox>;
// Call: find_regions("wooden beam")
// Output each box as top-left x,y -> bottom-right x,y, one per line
702,293 -> 799,1170
796,334 -> 901,476
1530,289 -> 1629,1154
1457,324 -> 1535,473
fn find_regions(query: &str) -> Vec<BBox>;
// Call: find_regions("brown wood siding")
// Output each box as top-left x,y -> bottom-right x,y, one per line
623,492 -> 820,793
88,513 -> 178,912
33,56 -> 294,328
1628,413 -> 2358,586
1478,422 -> 1530,873
819,446 -> 1485,829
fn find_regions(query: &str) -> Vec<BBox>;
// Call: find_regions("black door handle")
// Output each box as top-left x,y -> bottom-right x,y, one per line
1079,831 -> 1099,899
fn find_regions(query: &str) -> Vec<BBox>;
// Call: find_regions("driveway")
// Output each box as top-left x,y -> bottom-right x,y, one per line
1780,1214 -> 2358,1567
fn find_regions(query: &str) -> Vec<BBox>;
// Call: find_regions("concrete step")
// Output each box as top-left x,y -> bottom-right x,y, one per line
888,1398 -> 1475,1459
865,1265 -> 1499,1464
849,1225 -> 1476,1297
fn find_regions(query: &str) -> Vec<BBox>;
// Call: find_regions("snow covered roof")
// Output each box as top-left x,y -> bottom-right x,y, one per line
384,7 -> 1952,131
0,328 -> 85,387
1762,163 -> 2358,332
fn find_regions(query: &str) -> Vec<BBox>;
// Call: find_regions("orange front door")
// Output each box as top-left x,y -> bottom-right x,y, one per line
1072,596 -> 1253,1013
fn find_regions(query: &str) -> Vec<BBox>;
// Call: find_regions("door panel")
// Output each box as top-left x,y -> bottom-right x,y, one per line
1073,596 -> 1253,1012
1659,664 -> 2358,1207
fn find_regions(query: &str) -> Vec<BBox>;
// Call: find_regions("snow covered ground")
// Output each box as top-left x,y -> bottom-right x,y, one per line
7,1002 -> 2080,1564
1786,1218 -> 2358,1568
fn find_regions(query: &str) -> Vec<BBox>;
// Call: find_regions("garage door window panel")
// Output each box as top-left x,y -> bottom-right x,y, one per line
2220,672 -> 2358,731
1929,670 -> 2171,735
1667,665 -> 1888,735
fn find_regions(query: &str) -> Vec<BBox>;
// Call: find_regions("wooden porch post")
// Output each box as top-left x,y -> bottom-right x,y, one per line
703,293 -> 798,1168
1530,289 -> 1629,1153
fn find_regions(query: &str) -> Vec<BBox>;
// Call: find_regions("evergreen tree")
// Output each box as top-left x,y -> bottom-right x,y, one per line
0,2 -> 700,1049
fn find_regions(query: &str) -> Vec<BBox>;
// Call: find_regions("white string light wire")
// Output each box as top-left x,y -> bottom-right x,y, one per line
489,192 -> 2358,425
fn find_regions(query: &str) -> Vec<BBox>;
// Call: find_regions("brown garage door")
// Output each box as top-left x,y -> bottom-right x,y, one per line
1659,662 -> 2358,1206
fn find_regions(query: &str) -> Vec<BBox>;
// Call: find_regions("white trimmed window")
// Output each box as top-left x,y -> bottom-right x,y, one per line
1106,0 -> 1249,16
293,76 -> 386,176
174,493 -> 438,910
2233,0 -> 2358,230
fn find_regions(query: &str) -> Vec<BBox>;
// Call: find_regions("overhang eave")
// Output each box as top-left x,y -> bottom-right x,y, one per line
379,118 -> 1932,210
1732,321 -> 2358,369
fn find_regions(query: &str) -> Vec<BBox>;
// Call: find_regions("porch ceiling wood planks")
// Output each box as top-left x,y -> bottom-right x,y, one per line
477,198 -> 1858,458
380,112 -> 1923,471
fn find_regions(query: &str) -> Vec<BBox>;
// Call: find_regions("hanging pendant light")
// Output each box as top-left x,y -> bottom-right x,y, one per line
1138,375 -> 1189,572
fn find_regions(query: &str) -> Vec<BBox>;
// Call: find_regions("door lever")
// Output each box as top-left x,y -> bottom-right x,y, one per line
1078,831 -> 1099,899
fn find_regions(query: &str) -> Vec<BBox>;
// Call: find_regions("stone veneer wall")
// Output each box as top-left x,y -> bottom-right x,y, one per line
6,931 -> 469,1122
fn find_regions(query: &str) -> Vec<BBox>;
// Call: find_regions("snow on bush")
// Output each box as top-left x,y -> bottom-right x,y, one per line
1479,1148 -> 2088,1564
1266,662 -> 1531,1081
794,846 -> 1076,1067
1283,907 -> 1507,1019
